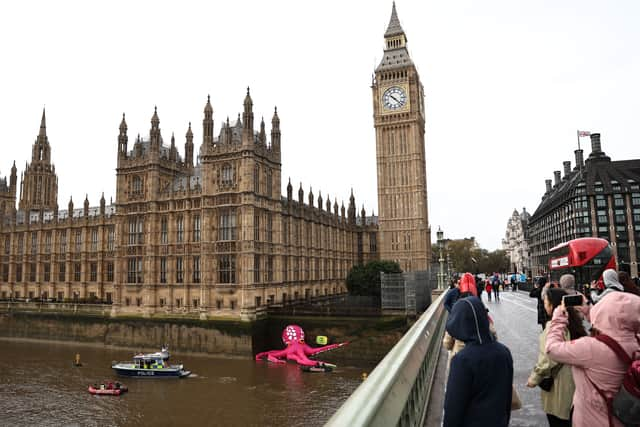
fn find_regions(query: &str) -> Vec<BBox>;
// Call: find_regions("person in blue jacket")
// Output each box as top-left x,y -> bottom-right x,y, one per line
443,296 -> 513,427
443,280 -> 460,313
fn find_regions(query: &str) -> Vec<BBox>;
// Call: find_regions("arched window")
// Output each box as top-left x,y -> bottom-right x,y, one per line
132,176 -> 142,194
221,164 -> 235,187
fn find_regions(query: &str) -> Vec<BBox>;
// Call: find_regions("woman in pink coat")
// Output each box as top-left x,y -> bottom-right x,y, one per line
546,291 -> 640,427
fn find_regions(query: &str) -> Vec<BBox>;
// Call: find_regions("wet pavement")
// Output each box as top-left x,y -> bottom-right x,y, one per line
482,289 -> 547,426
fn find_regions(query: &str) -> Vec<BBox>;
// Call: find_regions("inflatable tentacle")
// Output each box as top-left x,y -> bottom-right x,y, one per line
255,348 -> 288,361
304,342 -> 348,356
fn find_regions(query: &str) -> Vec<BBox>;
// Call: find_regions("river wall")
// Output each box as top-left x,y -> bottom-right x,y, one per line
0,309 -> 409,365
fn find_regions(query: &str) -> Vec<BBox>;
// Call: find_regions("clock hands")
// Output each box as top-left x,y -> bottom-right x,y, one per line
389,94 -> 401,103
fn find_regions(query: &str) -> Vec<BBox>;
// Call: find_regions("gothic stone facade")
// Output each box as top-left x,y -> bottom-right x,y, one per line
0,5 -> 430,320
501,208 -> 531,274
0,96 -> 379,320
372,3 -> 431,271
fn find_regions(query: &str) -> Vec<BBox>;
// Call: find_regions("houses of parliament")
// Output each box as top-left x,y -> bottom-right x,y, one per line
0,4 -> 430,320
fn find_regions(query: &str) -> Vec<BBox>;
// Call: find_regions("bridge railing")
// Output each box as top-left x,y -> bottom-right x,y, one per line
325,291 -> 447,427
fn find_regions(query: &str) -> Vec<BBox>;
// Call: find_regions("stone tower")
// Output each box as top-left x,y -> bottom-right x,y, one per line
372,3 -> 430,271
18,109 -> 59,212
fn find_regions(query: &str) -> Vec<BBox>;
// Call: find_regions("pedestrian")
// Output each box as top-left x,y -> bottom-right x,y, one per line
527,288 -> 587,426
486,280 -> 493,302
492,274 -> 501,301
443,296 -> 514,427
475,275 -> 485,300
530,276 -> 548,331
444,281 -> 461,314
443,273 -> 483,359
618,271 -> 640,296
591,269 -> 624,304
546,291 -> 640,427
458,272 -> 478,297
558,274 -> 576,293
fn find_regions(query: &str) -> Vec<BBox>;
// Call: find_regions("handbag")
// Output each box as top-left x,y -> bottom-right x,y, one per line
511,385 -> 522,411
538,376 -> 554,392
538,363 -> 563,392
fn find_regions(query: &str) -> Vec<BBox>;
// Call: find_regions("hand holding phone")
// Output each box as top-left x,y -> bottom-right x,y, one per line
563,294 -> 583,307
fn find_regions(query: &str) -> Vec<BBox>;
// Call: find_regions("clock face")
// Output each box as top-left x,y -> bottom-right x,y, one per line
382,86 -> 407,110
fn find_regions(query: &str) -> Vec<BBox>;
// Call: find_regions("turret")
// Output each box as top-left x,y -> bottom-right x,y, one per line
9,161 -> 17,197
271,107 -> 281,152
334,199 -> 339,216
100,193 -> 105,215
298,183 -> 304,204
118,113 -> 128,159
318,191 -> 323,210
169,133 -> 177,161
242,87 -> 254,146
348,189 -> 356,224
361,205 -> 366,222
258,117 -> 266,145
286,178 -> 293,201
185,122 -> 194,169
326,195 -> 332,212
308,187 -> 314,207
223,117 -> 232,144
68,196 -> 74,217
203,95 -> 214,146
150,107 -> 161,153
83,194 -> 89,217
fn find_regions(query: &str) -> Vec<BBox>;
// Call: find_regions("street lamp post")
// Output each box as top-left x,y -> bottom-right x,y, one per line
437,227 -> 445,290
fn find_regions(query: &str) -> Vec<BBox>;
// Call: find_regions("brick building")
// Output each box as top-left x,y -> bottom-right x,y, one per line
528,133 -> 640,278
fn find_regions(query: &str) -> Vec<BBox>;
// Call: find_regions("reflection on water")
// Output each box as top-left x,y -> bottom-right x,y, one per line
0,339 -> 368,427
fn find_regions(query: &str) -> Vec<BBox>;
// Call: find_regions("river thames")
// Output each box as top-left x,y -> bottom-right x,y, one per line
0,339 -> 369,427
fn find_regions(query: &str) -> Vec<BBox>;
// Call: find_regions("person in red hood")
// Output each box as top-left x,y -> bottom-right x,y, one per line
459,273 -> 478,297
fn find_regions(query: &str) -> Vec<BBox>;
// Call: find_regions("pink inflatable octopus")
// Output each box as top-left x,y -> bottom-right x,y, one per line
255,325 -> 348,367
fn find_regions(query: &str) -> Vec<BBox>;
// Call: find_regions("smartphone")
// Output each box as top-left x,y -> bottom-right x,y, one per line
563,294 -> 583,307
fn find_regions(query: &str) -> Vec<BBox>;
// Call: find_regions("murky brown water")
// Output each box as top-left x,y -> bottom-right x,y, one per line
0,339 -> 368,427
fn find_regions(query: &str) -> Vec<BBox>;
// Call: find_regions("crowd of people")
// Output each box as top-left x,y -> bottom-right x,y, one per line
441,269 -> 640,427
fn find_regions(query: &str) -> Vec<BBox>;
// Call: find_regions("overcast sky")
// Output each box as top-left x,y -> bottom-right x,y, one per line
1,1 -> 638,250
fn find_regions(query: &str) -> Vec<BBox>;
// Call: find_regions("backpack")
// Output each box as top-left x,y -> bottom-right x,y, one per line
584,334 -> 640,427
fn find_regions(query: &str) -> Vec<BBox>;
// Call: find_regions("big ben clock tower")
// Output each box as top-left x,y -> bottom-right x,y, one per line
373,3 -> 431,271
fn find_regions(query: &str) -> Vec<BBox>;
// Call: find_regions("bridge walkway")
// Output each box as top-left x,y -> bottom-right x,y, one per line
425,289 -> 547,426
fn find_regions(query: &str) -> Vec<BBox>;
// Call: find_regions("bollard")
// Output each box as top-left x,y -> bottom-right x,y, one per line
74,353 -> 82,367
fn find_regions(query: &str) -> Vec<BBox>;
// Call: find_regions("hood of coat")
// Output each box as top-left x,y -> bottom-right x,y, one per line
603,269 -> 624,291
459,272 -> 478,296
446,296 -> 493,344
591,291 -> 640,338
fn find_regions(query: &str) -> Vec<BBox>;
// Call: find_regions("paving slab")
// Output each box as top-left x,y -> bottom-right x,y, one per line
483,290 -> 547,426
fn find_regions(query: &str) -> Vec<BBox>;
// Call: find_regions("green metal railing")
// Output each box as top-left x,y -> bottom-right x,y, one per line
325,292 -> 447,427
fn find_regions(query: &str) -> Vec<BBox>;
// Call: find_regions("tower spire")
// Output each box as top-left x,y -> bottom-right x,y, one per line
39,108 -> 47,137
203,95 -> 214,145
242,87 -> 254,145
118,113 -> 128,159
385,2 -> 405,38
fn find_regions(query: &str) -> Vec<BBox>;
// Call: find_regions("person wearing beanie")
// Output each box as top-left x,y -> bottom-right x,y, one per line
559,274 -> 576,293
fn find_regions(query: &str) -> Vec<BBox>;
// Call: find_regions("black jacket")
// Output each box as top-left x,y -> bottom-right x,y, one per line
529,286 -> 546,326
443,297 -> 513,427
444,287 -> 460,313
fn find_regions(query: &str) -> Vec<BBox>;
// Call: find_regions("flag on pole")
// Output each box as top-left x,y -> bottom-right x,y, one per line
577,130 -> 591,137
